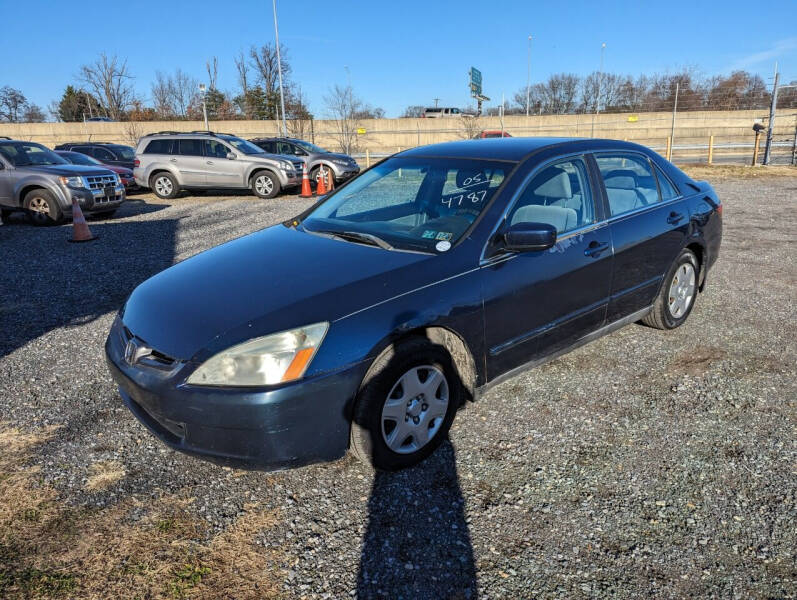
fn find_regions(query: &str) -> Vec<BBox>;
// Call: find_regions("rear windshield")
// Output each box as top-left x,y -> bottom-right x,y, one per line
302,157 -> 509,253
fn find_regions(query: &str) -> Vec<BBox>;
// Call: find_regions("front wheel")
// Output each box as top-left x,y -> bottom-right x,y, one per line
350,338 -> 461,471
24,189 -> 63,225
643,249 -> 699,330
251,171 -> 281,199
310,166 -> 333,190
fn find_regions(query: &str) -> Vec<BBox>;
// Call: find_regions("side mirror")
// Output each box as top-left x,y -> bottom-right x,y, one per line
502,222 -> 557,252
226,152 -> 237,160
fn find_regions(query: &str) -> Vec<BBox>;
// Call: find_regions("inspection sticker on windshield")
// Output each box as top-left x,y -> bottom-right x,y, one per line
421,230 -> 437,239
435,240 -> 451,252
435,232 -> 452,241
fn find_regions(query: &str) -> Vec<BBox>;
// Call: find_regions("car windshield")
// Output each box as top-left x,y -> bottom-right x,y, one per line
301,157 -> 508,253
220,136 -> 265,155
108,145 -> 135,160
0,143 -> 68,167
60,152 -> 100,166
293,139 -> 329,154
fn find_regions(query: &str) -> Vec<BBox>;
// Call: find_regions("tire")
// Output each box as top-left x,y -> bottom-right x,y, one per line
310,166 -> 333,189
24,189 -> 63,226
150,172 -> 179,199
350,337 -> 462,471
0,208 -> 11,223
251,171 -> 281,199
643,249 -> 699,330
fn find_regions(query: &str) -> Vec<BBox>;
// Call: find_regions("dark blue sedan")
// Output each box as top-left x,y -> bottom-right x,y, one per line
105,138 -> 722,471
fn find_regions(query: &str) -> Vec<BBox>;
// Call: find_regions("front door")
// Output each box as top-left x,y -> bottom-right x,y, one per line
202,139 -> 243,187
594,152 -> 690,322
482,156 -> 614,380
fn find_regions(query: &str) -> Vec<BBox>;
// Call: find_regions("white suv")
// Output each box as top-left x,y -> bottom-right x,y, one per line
133,132 -> 303,199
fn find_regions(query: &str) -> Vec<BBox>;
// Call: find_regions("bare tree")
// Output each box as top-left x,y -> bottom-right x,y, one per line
206,56 -> 218,90
78,53 -> 135,120
401,105 -> 425,118
249,43 -> 291,97
234,51 -> 254,119
0,86 -> 29,122
285,85 -> 313,138
457,115 -> 482,139
324,83 -> 363,154
151,72 -> 173,118
170,69 -> 198,118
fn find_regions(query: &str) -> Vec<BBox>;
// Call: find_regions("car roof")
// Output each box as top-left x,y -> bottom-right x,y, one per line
399,137 -> 654,163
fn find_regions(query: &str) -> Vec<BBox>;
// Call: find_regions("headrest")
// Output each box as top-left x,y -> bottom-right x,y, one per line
533,166 -> 571,199
604,169 -> 638,190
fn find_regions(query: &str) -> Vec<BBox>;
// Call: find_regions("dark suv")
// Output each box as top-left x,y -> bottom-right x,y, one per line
249,137 -> 360,188
53,142 -> 136,170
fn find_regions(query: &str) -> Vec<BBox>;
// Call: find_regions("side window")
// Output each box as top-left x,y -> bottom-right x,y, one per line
277,142 -> 295,155
259,141 -> 276,153
177,139 -> 203,157
93,147 -> 115,161
596,153 -> 660,217
143,139 -> 172,154
507,157 -> 595,234
203,139 -> 229,158
73,146 -> 92,156
654,164 -> 679,200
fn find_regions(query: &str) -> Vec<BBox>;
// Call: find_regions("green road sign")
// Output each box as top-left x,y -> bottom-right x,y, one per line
469,67 -> 482,96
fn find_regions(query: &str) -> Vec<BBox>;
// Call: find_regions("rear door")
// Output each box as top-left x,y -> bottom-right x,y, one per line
173,139 -> 207,186
481,155 -> 613,379
594,151 -> 690,321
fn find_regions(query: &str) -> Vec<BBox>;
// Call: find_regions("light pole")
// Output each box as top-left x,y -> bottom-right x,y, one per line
526,35 -> 532,117
591,42 -> 606,138
273,0 -> 287,136
198,83 -> 209,131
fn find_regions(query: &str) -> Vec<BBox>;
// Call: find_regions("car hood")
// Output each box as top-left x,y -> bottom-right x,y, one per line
319,152 -> 356,163
24,164 -> 114,177
121,225 -> 434,360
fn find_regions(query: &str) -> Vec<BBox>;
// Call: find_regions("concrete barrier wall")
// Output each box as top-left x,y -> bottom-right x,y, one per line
1,109 -> 794,154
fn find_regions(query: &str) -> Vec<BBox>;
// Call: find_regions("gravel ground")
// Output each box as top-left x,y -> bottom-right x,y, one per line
1,179 -> 795,599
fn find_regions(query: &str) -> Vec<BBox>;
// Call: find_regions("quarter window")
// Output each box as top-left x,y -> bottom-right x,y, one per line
177,139 -> 203,157
143,139 -> 173,154
654,165 -> 679,200
596,153 -> 660,216
507,157 -> 595,234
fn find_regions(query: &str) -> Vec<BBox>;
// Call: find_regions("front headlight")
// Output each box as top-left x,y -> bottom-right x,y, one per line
278,160 -> 293,171
58,176 -> 84,188
186,322 -> 328,386
332,159 -> 347,166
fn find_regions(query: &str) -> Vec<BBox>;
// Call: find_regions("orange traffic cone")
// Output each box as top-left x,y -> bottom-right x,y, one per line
299,161 -> 313,198
68,198 -> 97,243
316,165 -> 328,196
327,166 -> 335,191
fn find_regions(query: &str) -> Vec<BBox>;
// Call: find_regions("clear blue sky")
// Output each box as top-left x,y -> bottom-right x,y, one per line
2,0 -> 795,118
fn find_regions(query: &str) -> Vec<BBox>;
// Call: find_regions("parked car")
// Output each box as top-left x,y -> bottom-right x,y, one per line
56,150 -> 137,191
422,107 -> 470,118
85,117 -> 115,122
106,138 -> 722,472
133,131 -> 304,199
53,142 -> 136,170
474,130 -> 512,138
0,139 -> 125,224
249,137 -> 360,188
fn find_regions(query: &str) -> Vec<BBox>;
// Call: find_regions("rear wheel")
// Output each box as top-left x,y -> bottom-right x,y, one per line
251,171 -> 281,199
24,189 -> 63,225
643,249 -> 698,329
150,172 -> 179,199
350,338 -> 461,471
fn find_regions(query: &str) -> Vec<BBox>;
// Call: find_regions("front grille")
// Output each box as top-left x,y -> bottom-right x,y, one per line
85,174 -> 117,190
120,326 -> 177,369
292,161 -> 304,171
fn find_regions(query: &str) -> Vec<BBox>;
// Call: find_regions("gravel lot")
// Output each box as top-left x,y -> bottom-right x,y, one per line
0,176 -> 795,599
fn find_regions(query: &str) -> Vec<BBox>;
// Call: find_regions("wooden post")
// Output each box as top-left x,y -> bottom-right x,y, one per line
665,136 -> 672,161
752,130 -> 761,166
707,135 -> 714,165
365,148 -> 370,168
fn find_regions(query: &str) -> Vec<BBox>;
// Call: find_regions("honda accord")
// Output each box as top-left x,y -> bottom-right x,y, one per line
105,138 -> 722,471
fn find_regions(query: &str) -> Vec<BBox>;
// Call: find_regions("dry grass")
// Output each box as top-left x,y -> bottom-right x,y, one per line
680,163 -> 797,180
0,424 -> 285,599
84,461 -> 126,492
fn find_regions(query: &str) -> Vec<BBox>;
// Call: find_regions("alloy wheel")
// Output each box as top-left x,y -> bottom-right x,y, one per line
255,175 -> 273,196
380,365 -> 449,454
668,262 -> 696,318
154,176 -> 173,196
28,196 -> 51,223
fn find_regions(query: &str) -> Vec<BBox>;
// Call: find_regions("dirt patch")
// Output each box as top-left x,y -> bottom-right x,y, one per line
679,164 -> 797,181
0,424 -> 284,599
669,346 -> 727,376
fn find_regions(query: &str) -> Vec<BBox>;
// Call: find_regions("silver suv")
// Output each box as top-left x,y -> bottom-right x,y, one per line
0,138 -> 125,225
133,132 -> 303,199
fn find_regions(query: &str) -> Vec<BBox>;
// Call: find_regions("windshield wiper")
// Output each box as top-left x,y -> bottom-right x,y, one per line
313,229 -> 394,250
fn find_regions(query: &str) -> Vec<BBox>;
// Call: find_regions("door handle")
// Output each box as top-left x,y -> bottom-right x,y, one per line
667,211 -> 685,224
584,241 -> 610,257
206,161 -> 214,165
169,158 -> 177,163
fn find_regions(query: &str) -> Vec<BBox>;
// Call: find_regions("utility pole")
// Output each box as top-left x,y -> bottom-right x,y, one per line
670,81 -> 680,154
433,98 -> 440,108
526,35 -> 532,117
198,83 -> 209,130
273,0 -> 287,137
591,43 -> 606,138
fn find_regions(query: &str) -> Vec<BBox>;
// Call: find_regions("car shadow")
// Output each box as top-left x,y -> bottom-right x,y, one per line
0,209 -> 178,359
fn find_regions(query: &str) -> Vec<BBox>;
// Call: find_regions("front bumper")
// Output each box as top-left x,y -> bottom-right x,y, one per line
335,167 -> 360,181
62,184 -> 125,214
105,321 -> 364,470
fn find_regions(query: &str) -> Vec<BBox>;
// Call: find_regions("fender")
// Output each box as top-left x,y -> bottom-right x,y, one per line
14,175 -> 66,208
